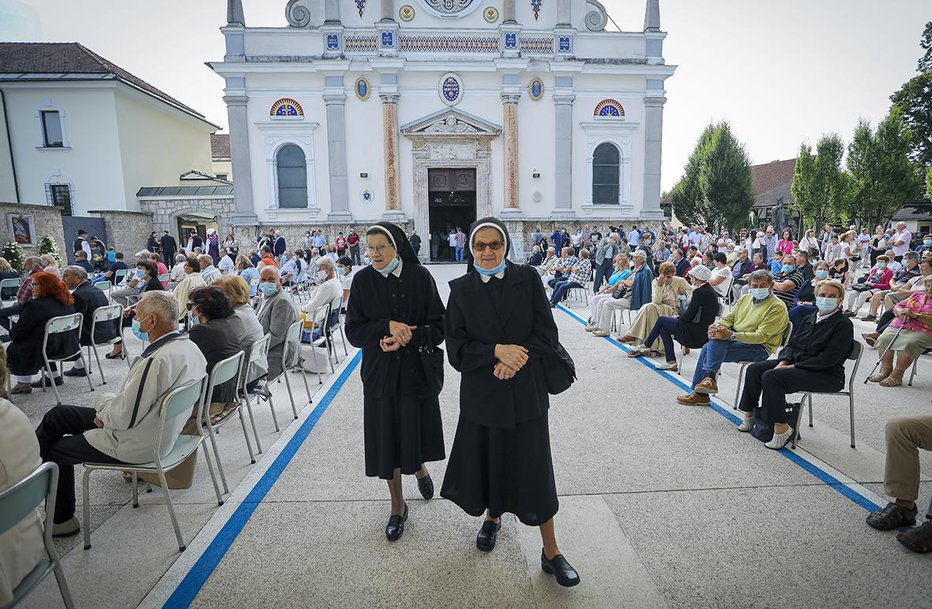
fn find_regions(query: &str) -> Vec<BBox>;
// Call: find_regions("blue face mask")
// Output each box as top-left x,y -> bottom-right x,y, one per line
131,315 -> 150,342
135,269 -> 145,279
815,297 -> 838,313
377,257 -> 400,278
876,262 -> 886,270
336,267 -> 346,277
474,259 -> 507,276
815,270 -> 829,280
750,288 -> 771,301
782,264 -> 795,273
258,282 -> 278,296
924,239 -> 932,246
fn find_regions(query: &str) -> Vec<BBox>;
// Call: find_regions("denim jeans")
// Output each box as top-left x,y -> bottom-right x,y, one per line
691,338 -> 769,389
455,246 -> 465,261
645,316 -> 678,362
551,281 -> 582,305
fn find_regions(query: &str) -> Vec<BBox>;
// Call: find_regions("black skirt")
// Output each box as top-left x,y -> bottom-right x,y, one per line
440,411 -> 558,527
363,394 -> 446,480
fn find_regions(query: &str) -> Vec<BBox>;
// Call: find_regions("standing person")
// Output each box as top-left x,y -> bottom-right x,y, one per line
347,230 -> 361,265
335,232 -> 347,258
628,225 -> 641,252
185,229 -> 202,254
456,228 -> 467,262
890,222 -> 913,262
345,222 -> 446,541
160,230 -> 177,263
430,231 -> 441,261
206,228 -> 221,264
592,234 -> 620,292
271,230 -> 286,261
146,231 -> 160,255
448,228 -> 458,261
409,230 -> 421,256
73,229 -> 92,261
312,230 -> 327,251
442,217 -> 579,587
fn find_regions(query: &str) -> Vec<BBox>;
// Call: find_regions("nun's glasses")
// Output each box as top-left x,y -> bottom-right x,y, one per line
472,241 -> 504,252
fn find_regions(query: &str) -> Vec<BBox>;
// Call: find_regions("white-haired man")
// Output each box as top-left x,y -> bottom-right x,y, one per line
198,254 -> 221,284
110,250 -> 151,308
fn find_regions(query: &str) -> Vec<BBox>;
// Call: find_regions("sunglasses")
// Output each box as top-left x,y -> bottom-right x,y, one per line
472,241 -> 504,252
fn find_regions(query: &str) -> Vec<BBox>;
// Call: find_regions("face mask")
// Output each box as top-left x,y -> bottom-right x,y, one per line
474,258 -> 507,276
131,315 -> 150,342
377,257 -> 400,278
337,267 -> 346,277
815,270 -> 829,280
815,297 -> 838,314
924,240 -> 931,246
317,270 -> 328,282
135,269 -> 145,279
876,263 -> 886,270
282,255 -> 289,262
258,282 -> 278,296
750,288 -> 771,301
781,264 -> 795,273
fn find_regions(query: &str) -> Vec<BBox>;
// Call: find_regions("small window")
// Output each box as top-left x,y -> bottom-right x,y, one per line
49,184 -> 73,216
41,110 -> 63,147
215,173 -> 228,181
276,144 -> 307,209
592,143 -> 620,205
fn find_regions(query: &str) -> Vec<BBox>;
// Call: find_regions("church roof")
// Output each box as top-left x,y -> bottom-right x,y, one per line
0,42 -> 217,128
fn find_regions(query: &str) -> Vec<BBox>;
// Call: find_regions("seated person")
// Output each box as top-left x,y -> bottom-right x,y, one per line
0,256 -> 42,334
864,257 -> 932,343
168,254 -> 187,286
828,257 -> 849,286
198,254 -> 221,285
861,251 -> 921,321
868,276 -> 932,387
214,275 -> 267,390
670,247 -> 690,278
788,261 -> 829,327
72,250 -> 95,274
676,270 -> 789,406
109,251 -> 151,309
61,265 -> 119,378
730,247 -> 753,282
549,249 -> 591,306
187,286 -> 242,431
172,257 -> 207,324
527,245 -> 543,266
150,252 -> 168,280
102,252 -> 128,283
40,254 -> 61,278
591,250 -> 653,337
34,291 -> 207,536
627,265 -> 718,371
545,247 -> 578,288
865,414 -> 932,553
535,247 -> 559,278
708,252 -> 732,298
733,251 -> 770,300
337,256 -> 356,308
256,265 -> 298,379
772,253 -> 805,309
236,255 -> 260,297
278,250 -> 298,285
0,257 -> 19,301
735,280 -> 853,449
842,255 -> 893,317
8,272 -> 78,393
586,254 -> 630,330
617,261 -> 692,351
0,346 -> 45,606
301,256 -> 344,342
768,251 -> 784,275
216,248 -> 235,276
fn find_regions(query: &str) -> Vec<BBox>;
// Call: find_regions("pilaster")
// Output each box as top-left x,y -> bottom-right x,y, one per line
223,87 -> 258,226
642,89 -> 667,219
552,76 -> 575,219
324,75 -> 353,222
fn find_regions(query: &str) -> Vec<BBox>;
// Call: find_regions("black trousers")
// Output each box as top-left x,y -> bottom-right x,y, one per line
35,405 -> 126,523
592,260 -> 613,293
876,309 -> 895,333
737,360 -> 843,426
0,303 -> 22,331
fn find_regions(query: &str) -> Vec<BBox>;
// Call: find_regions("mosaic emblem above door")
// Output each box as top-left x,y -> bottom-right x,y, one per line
439,72 -> 463,106
528,78 -> 544,101
420,0 -> 475,15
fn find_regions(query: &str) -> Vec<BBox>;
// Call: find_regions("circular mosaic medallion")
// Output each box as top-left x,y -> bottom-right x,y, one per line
399,5 -> 415,21
483,7 -> 499,22
528,78 -> 544,101
418,0 -> 479,17
439,72 -> 463,107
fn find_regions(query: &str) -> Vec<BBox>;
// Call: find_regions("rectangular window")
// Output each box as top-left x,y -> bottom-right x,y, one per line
41,110 -> 64,147
49,184 -> 73,216
215,173 -> 228,181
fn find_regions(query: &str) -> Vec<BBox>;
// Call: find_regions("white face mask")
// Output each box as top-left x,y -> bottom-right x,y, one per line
318,270 -> 328,282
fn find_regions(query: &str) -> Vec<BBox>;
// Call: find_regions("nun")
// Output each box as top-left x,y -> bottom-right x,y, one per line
345,222 -> 446,541
441,217 -> 580,587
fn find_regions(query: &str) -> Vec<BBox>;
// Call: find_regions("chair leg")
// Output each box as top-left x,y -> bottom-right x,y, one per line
80,354 -> 94,392
340,326 -> 348,356
91,344 -> 106,385
301,366 -> 312,405
909,357 -> 919,386
808,393 -> 814,427
82,468 -> 93,549
200,439 -> 225,506
132,472 -> 139,508
733,364 -> 746,410
46,360 -> 62,405
247,394 -> 265,453
235,408 -> 256,466
52,559 -> 76,609
283,371 -> 299,419
207,421 -> 232,493
848,393 -> 856,448
792,398 -> 806,449
155,467 -> 186,551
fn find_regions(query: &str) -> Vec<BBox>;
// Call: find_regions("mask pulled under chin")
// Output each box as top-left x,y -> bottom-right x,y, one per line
377,257 -> 400,277
474,259 -> 506,276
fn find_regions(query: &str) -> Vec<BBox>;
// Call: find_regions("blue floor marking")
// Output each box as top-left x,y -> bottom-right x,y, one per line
162,351 -> 362,609
557,305 -> 882,513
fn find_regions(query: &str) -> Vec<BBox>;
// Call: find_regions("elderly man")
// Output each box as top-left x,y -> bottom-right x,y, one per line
34,291 -> 207,536
256,265 -> 298,379
199,253 -> 221,284
592,234 -> 620,292
300,256 -> 343,369
110,250 -> 150,308
279,250 -> 298,285
671,247 -> 689,278
61,265 -> 118,377
772,253 -> 805,309
73,250 -> 95,273
890,221 -> 913,262
677,270 -> 789,406
0,255 -> 43,333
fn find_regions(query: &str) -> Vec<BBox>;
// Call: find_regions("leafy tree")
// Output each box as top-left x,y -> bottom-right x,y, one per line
670,121 -> 754,234
790,134 -> 846,229
1,242 -> 24,271
926,165 -> 932,198
890,21 -> 932,167
919,21 -> 932,74
38,235 -> 63,267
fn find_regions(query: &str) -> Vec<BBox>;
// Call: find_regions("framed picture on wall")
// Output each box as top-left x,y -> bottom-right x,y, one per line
7,213 -> 37,246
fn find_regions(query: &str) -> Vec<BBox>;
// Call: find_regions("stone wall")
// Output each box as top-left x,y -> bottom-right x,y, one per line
0,201 -> 67,259
140,197 -> 235,237
87,210 -> 154,257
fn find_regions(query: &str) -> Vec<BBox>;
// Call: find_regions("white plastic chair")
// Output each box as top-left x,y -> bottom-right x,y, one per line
87,304 -> 128,385
41,313 -> 93,405
0,462 -> 75,609
82,376 -> 222,552
794,341 -> 864,448
201,351 -> 253,495
240,334 -> 272,452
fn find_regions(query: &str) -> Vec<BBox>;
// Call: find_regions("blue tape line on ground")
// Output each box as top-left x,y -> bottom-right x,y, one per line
556,305 -> 882,512
162,351 -> 362,609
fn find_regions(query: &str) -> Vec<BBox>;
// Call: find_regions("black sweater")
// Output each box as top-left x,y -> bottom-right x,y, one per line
778,310 -> 854,382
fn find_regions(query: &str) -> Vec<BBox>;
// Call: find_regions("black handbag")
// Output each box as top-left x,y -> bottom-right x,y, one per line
416,326 -> 444,396
543,341 -> 576,395
611,286 -> 628,299
750,402 -> 801,443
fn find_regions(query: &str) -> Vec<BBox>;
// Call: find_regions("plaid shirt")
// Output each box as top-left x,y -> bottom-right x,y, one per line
569,258 -> 592,285
16,269 -> 37,305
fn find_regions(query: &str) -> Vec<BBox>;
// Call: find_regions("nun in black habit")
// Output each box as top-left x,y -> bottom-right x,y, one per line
441,217 -> 580,587
345,222 -> 446,541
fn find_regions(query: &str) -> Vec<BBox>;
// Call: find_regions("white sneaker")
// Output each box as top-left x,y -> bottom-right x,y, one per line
655,361 -> 678,371
52,516 -> 80,537
765,426 -> 796,450
736,417 -> 754,432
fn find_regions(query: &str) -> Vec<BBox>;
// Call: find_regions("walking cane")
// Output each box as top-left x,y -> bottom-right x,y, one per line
863,323 -> 905,384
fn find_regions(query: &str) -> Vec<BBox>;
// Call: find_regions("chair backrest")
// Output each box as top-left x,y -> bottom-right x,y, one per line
46,313 -> 82,335
114,269 -> 128,284
95,280 -> 112,292
310,302 -> 330,327
162,376 -> 208,421
327,294 -> 343,329
209,350 -> 245,389
92,303 -> 122,324
0,461 -> 57,536
283,319 -> 305,368
780,321 -> 794,348
158,273 -> 170,283
0,277 -> 20,293
848,341 -> 862,361
717,302 -> 725,317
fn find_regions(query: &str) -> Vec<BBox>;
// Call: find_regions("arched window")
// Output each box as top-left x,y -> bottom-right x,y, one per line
592,143 -> 620,205
276,144 -> 307,208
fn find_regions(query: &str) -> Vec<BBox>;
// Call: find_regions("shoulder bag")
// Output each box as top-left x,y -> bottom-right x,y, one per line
416,325 -> 444,396
543,340 -> 576,395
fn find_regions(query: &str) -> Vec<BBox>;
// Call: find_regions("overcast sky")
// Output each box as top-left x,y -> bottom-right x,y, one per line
2,0 -> 928,190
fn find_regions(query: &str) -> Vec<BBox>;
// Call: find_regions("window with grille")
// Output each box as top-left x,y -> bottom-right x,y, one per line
276,145 -> 307,208
41,110 -> 64,147
592,143 -> 620,205
48,184 -> 73,215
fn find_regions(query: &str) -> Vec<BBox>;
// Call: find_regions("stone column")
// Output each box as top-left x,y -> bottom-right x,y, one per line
381,93 -> 404,220
223,90 -> 258,226
552,76 -> 575,218
556,0 -> 571,25
324,0 -> 340,22
324,75 -> 352,222
642,94 -> 667,219
381,0 -> 393,20
501,93 -> 521,216
502,0 -> 516,22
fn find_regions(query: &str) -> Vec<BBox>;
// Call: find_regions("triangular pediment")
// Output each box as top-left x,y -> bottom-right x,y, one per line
401,108 -> 502,138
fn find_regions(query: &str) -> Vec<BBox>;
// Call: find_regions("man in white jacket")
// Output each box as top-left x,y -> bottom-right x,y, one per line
34,291 -> 207,537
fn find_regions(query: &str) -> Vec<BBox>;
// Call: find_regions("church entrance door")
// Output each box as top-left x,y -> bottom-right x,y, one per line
428,168 -> 476,262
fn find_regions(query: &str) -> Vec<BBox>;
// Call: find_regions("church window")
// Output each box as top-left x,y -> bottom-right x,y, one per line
276,144 -> 307,208
592,143 -> 620,205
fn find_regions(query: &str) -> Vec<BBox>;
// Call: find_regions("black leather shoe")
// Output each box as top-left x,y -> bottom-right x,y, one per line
32,376 -> 63,388
385,503 -> 408,541
64,367 -> 88,377
866,502 -> 917,531
417,474 -> 434,500
541,549 -> 580,587
476,520 -> 501,552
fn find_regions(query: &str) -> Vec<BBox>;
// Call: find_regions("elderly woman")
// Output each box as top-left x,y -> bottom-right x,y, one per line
214,275 -> 267,388
8,272 -> 78,393
443,217 -> 579,587
870,276 -> 932,387
107,260 -> 164,359
40,254 -> 61,278
234,255 -> 259,297
616,261 -> 691,351
591,249 -> 653,338
345,222 -> 445,541
585,254 -> 631,331
528,244 -> 544,266
736,280 -> 853,449
843,255 -> 893,317
255,265 -> 298,380
535,246 -> 559,278
169,254 -> 187,286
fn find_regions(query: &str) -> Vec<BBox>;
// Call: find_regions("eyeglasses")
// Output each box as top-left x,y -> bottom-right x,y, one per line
29,283 -> 39,289
472,241 -> 504,252
186,302 -> 195,311
365,245 -> 394,255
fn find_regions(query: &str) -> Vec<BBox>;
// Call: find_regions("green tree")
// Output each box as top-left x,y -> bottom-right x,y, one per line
670,121 -> 754,234
890,21 -> 932,167
38,235 -> 63,267
918,21 -> 932,74
926,165 -> 932,197
1,242 -> 25,271
846,110 -> 923,227
789,134 -> 846,229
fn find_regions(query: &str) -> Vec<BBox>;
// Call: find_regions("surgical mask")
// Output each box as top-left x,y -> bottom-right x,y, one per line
750,288 -> 771,301
131,315 -> 150,342
317,270 -> 328,282
282,254 -> 289,262
135,269 -> 145,279
337,267 -> 346,277
815,270 -> 829,280
876,262 -> 886,270
781,264 -> 794,273
816,297 -> 838,314
474,258 -> 507,276
258,282 -> 278,296
377,257 -> 400,278
924,239 -> 932,246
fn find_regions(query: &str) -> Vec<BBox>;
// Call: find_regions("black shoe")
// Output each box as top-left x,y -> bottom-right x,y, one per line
416,474 -> 434,500
32,375 -> 63,388
476,520 -> 501,552
866,502 -> 917,531
63,367 -> 88,377
541,549 -> 580,587
105,351 -> 125,360
896,520 -> 932,553
0,334 -> 9,342
385,503 -> 408,542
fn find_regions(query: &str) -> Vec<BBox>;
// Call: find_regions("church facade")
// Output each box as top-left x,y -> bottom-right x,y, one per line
213,0 -> 674,259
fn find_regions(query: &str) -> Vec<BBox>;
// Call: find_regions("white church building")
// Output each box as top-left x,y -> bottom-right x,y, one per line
212,0 -> 674,259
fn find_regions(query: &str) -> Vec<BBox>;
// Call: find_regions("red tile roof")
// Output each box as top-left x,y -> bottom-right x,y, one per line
211,133 -> 230,160
751,159 -> 796,196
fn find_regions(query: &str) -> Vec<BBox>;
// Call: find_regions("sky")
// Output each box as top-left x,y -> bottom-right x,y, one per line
1,0 -> 928,191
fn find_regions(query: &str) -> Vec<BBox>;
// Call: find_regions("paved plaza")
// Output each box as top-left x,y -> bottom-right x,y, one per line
14,264 -> 932,609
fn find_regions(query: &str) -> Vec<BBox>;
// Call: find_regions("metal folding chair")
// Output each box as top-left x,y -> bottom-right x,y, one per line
793,341 -> 864,448
113,269 -> 128,285
201,351 -> 253,495
93,279 -> 112,299
0,462 -> 75,609
83,376 -> 222,552
0,277 -> 20,308
908,347 -> 931,387
87,304 -> 129,385
732,321 -> 793,409
307,303 -> 335,385
240,334 -> 272,453
325,295 -> 348,362
282,319 -> 313,411
41,313 -> 93,405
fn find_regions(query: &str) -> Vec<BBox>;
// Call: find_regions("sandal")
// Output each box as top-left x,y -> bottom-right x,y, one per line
866,502 -> 917,531
879,375 -> 903,387
896,521 -> 932,553
868,368 -> 892,383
